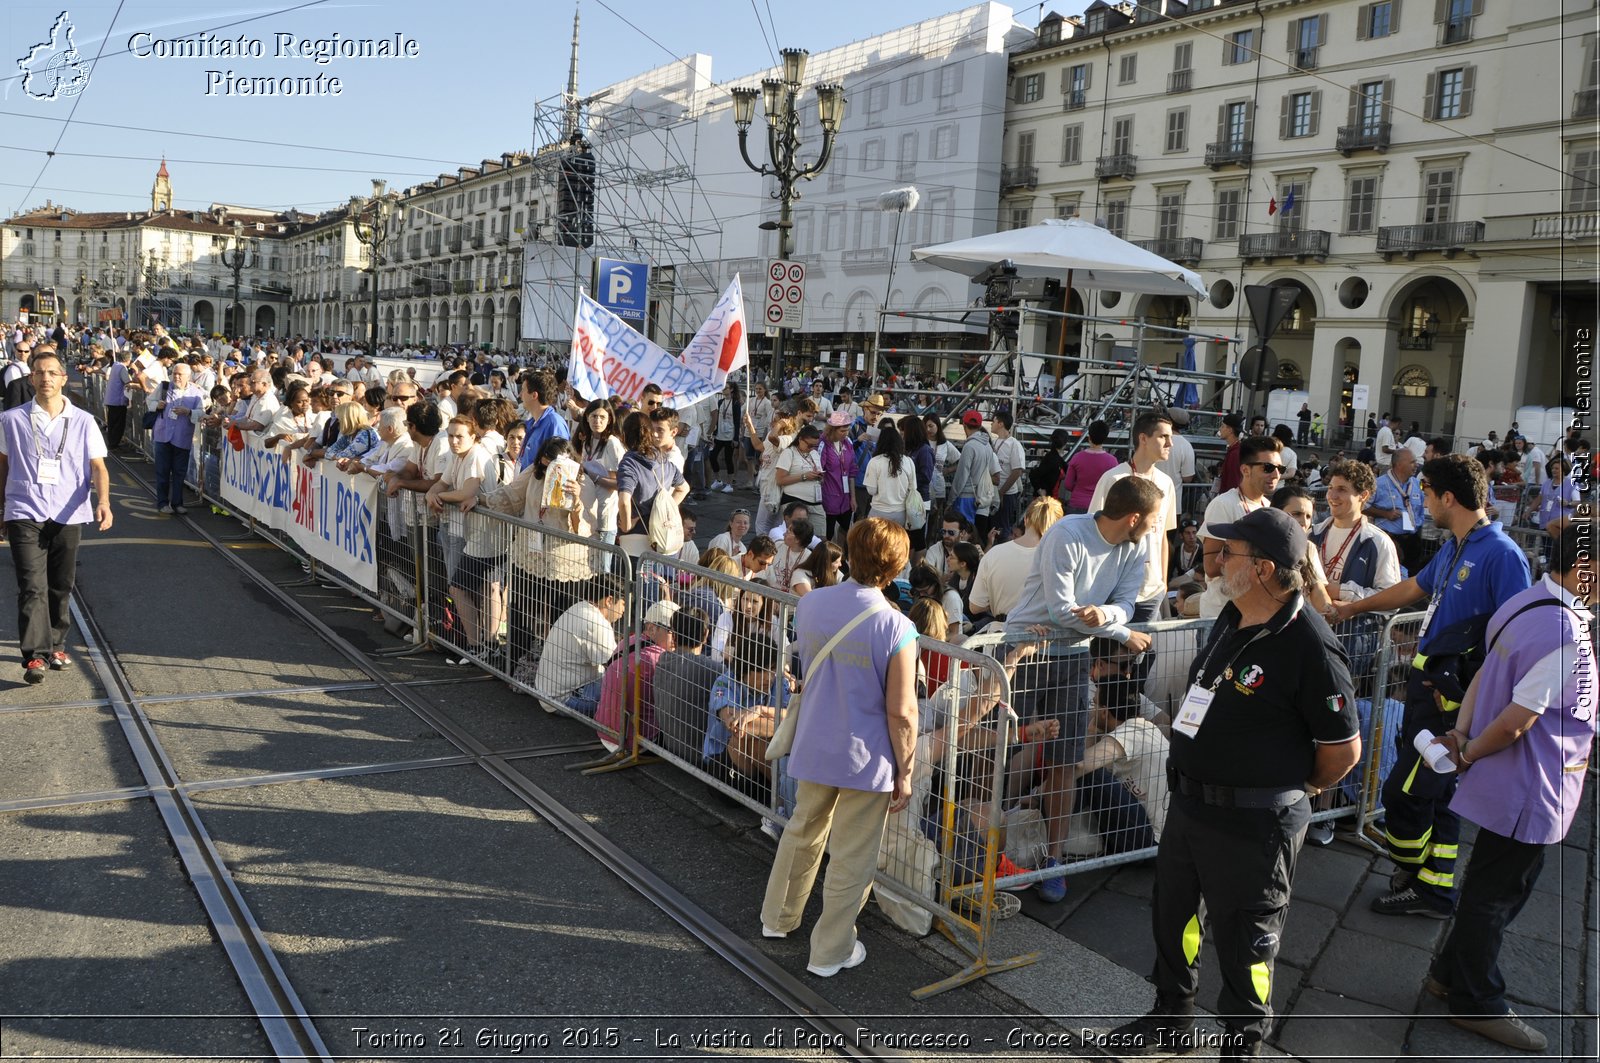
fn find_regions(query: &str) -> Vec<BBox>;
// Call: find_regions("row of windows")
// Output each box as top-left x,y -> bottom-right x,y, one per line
827,125 -> 965,188
1027,69 -> 1471,170
859,63 -> 966,121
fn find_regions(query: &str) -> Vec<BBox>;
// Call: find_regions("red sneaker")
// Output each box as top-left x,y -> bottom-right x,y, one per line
24,658 -> 46,684
49,651 -> 71,670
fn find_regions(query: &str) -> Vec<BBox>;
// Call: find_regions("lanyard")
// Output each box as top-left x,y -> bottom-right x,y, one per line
31,407 -> 70,462
1419,518 -> 1488,640
1193,598 -> 1302,693
1319,519 -> 1362,581
1390,473 -> 1413,514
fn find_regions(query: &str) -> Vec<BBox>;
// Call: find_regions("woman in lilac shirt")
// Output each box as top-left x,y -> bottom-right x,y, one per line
760,517 -> 918,978
1061,419 -> 1119,514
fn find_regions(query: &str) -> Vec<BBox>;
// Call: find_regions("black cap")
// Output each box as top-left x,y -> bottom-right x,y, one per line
1207,507 -> 1306,572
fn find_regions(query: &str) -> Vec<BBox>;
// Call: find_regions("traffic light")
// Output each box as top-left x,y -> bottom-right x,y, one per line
558,140 -> 596,249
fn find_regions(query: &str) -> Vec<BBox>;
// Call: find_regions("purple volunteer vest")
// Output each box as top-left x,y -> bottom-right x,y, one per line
1,401 -> 97,524
1451,583 -> 1596,845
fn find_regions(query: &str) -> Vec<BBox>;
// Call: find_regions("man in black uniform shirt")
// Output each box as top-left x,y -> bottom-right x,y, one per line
1113,508 -> 1361,1059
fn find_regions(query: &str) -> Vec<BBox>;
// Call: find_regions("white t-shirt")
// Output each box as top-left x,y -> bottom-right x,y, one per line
1279,444 -> 1298,480
863,453 -> 915,512
1197,489 -> 1266,618
1157,432 -> 1196,488
440,443 -> 495,539
771,540 -> 812,592
776,445 -> 822,503
1374,425 -> 1396,467
1103,716 -> 1170,841
535,600 -> 618,697
968,540 -> 1035,619
994,435 -> 1027,496
1089,462 -> 1178,603
707,531 -> 747,560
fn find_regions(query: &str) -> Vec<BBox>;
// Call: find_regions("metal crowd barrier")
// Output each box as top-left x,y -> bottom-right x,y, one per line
1351,609 -> 1427,853
957,608 -> 1392,896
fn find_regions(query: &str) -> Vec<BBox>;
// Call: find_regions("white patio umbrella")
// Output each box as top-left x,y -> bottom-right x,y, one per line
911,217 -> 1208,300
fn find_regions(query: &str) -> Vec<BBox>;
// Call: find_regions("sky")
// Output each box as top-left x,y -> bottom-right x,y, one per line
0,0 -> 1042,219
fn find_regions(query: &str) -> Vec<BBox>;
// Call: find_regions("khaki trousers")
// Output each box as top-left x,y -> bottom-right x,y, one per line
761,780 -> 891,969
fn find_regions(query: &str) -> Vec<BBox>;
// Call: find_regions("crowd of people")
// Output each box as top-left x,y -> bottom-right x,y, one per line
7,319 -> 1593,1056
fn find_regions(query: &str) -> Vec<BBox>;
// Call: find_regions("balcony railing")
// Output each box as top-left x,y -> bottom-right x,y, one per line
1575,87 -> 1599,119
1095,153 -> 1137,180
1441,18 -> 1472,44
1239,229 -> 1331,262
1292,47 -> 1318,70
1376,221 -> 1485,257
1167,69 -> 1191,94
1000,164 -> 1039,192
1132,237 -> 1204,265
430,280 -> 449,295
1336,123 -> 1391,156
1204,140 -> 1252,169
1531,212 -> 1600,240
1063,89 -> 1086,111
452,279 -> 471,294
841,247 -> 890,273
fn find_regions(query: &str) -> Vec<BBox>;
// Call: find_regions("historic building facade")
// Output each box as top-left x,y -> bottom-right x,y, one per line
1004,0 -> 1594,443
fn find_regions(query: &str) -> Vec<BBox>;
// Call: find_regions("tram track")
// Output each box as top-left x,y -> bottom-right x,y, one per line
78,450 -> 905,1062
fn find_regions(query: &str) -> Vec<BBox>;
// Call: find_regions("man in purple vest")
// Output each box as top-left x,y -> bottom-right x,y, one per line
1418,523 -> 1595,1052
0,351 -> 113,684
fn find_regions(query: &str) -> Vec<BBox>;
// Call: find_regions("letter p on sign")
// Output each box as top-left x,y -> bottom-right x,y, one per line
607,271 -> 633,304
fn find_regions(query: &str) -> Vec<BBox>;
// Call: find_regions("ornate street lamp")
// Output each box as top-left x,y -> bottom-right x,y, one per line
731,47 -> 844,385
221,220 -> 256,337
354,178 -> 400,356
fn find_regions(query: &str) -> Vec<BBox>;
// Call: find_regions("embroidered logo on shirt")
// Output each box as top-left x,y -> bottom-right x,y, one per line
1326,693 -> 1347,714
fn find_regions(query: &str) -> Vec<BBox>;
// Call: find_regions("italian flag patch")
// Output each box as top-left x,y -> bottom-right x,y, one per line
1326,694 -> 1347,714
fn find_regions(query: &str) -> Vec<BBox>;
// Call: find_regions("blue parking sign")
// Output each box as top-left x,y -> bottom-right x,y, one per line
595,258 -> 649,322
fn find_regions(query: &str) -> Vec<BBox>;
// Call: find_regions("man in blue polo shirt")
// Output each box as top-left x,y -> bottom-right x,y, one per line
516,368 -> 570,472
1332,453 -> 1530,918
1367,447 -> 1425,574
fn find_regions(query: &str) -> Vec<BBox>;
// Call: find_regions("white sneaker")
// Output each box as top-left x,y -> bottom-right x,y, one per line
719,484 -> 735,493
710,480 -> 725,491
157,504 -> 172,514
761,925 -> 787,939
806,939 -> 866,978
760,817 -> 783,842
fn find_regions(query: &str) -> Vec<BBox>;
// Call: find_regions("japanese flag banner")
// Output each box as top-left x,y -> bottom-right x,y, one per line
676,276 -> 748,386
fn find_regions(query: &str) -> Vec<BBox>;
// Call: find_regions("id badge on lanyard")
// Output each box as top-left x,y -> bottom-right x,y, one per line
1172,685 -> 1214,738
36,458 -> 61,485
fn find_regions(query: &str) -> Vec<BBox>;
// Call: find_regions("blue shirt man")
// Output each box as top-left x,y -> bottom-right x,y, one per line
516,369 -> 570,472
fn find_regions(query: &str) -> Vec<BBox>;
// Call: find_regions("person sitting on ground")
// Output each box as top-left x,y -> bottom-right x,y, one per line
790,539 -> 844,598
651,607 -> 723,762
707,507 -> 753,561
909,561 -> 965,642
1072,673 -> 1170,854
595,600 -> 679,751
705,631 -> 789,801
533,572 -> 628,717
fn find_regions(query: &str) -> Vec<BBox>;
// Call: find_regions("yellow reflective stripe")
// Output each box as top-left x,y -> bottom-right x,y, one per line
1440,698 -> 1461,713
1182,914 -> 1202,966
1385,827 -> 1432,853
1417,868 -> 1456,888
1430,844 -> 1459,859
1401,755 -> 1422,795
1413,653 -> 1428,670
1250,961 -> 1271,1003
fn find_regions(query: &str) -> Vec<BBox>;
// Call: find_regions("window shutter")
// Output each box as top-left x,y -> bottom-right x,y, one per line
1287,19 -> 1299,52
1434,0 -> 1447,23
1244,101 -> 1255,140
1357,3 -> 1370,40
1083,64 -> 1092,90
1217,104 -> 1228,140
1317,13 -> 1328,45
1391,0 -> 1402,33
1279,94 -> 1291,139
1013,79 -> 1025,104
1460,66 -> 1475,115
1348,85 -> 1362,125
1223,36 -> 1233,63
1470,0 -> 1483,14
1383,78 -> 1396,122
1423,72 -> 1436,119
1310,90 -> 1322,136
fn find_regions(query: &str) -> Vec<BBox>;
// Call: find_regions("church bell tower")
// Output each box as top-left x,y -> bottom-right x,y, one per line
151,158 -> 171,213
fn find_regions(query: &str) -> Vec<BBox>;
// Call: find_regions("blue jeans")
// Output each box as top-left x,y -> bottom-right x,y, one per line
153,441 -> 190,508
564,678 -> 602,717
